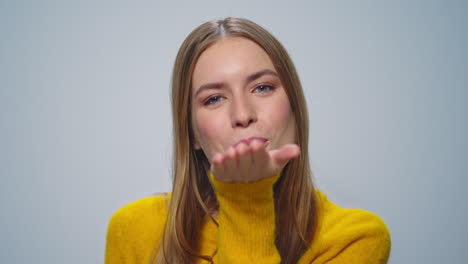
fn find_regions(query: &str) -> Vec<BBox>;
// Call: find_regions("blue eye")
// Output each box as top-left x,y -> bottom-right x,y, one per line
254,85 -> 275,93
204,95 -> 224,105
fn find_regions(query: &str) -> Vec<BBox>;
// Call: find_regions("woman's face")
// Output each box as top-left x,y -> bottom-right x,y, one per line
191,37 -> 296,162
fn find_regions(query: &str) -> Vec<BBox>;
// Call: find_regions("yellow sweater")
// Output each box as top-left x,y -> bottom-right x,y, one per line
105,174 -> 391,263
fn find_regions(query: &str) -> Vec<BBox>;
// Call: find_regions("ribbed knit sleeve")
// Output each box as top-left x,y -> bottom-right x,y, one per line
209,172 -> 281,264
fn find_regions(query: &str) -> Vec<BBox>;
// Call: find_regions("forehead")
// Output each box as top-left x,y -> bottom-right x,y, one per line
192,37 -> 275,90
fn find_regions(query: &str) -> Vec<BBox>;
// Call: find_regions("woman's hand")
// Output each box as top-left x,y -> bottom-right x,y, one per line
210,139 -> 300,183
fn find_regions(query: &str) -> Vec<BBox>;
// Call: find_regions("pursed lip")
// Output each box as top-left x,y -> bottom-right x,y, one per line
232,136 -> 269,148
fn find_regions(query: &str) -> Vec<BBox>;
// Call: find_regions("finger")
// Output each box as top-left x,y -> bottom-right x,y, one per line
237,141 -> 252,181
223,146 -> 237,180
211,152 -> 224,176
250,138 -> 268,167
269,144 -> 300,168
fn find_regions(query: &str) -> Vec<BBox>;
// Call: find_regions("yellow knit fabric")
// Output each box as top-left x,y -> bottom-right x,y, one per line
105,174 -> 391,263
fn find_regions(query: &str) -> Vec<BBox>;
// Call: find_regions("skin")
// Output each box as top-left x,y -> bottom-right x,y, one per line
191,37 -> 300,183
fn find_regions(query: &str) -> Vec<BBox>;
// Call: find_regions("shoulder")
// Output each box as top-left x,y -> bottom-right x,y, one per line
105,194 -> 170,263
317,191 -> 390,235
310,191 -> 391,263
107,194 -> 170,242
109,194 -> 169,224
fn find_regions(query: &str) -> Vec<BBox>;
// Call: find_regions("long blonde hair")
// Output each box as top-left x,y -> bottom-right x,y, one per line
153,17 -> 319,264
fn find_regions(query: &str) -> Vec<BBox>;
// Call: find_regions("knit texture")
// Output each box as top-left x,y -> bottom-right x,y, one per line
105,174 -> 391,263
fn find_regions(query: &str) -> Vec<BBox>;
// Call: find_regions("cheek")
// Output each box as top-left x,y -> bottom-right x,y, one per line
270,97 -> 293,126
193,112 -> 228,150
265,95 -> 296,144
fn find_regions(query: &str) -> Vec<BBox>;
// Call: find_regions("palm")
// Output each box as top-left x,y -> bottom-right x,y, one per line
210,139 -> 300,183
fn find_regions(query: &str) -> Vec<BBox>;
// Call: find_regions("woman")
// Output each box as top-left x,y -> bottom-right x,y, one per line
105,17 -> 391,264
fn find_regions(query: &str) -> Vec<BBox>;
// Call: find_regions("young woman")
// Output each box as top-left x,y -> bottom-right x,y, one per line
105,17 -> 391,264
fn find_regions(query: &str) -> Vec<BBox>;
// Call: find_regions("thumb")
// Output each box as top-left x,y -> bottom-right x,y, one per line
269,144 -> 300,168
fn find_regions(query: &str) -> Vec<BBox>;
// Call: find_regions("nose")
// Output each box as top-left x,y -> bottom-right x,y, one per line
231,96 -> 257,128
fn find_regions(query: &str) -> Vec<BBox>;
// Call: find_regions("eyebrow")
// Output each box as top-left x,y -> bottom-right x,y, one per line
194,69 -> 279,98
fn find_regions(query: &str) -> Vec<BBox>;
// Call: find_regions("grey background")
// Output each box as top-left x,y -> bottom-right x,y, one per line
1,0 -> 467,263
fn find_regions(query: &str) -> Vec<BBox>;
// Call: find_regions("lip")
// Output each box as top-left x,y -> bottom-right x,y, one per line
232,136 -> 269,148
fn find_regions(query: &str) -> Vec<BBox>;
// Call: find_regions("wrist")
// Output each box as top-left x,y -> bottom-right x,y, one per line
209,172 -> 280,202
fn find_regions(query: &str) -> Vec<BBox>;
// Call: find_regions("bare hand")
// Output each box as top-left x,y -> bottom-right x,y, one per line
210,139 -> 300,183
